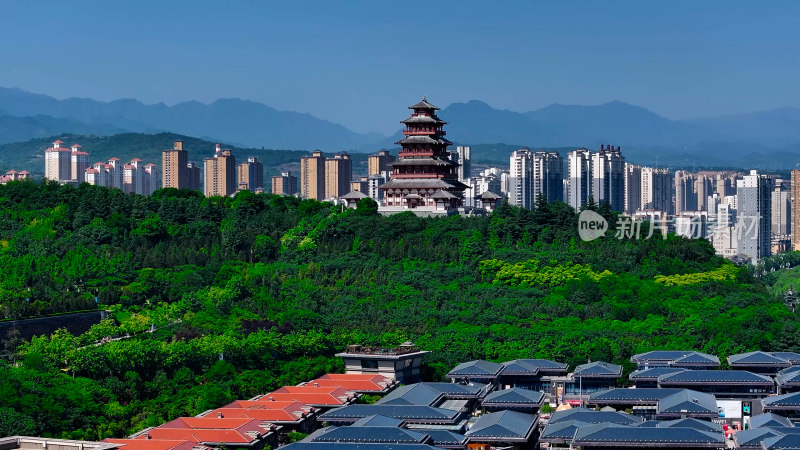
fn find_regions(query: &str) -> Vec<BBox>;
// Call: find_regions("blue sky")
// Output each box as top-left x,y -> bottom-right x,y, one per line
1,1 -> 798,134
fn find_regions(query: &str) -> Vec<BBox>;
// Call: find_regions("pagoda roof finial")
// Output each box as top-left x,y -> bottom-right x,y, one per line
422,95 -> 426,101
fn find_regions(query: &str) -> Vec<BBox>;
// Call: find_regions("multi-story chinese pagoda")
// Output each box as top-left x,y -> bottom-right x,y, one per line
380,97 -> 467,211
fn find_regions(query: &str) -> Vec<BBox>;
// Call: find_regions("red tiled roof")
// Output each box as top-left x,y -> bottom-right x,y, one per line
310,373 -> 395,392
142,427 -> 261,444
53,140 -> 64,144
18,170 -> 29,174
86,168 -> 99,174
130,158 -> 143,162
225,400 -> 304,410
103,438 -> 208,450
260,386 -> 356,406
211,407 -> 306,423
159,417 -> 263,431
123,164 -> 136,169
108,157 -> 120,161
70,144 -> 82,148
144,163 -> 156,166
5,170 -> 17,174
72,151 -> 89,156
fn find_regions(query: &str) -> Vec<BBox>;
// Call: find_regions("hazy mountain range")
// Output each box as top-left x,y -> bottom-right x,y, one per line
2,87 -> 800,170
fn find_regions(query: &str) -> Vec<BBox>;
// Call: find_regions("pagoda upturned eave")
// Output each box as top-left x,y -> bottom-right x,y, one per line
395,135 -> 452,146
400,116 -> 447,125
408,97 -> 440,110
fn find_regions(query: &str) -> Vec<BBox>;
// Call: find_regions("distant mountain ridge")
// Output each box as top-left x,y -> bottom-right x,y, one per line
2,87 -> 800,170
0,87 -> 384,150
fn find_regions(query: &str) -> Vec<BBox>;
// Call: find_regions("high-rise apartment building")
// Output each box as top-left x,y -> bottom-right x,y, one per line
141,163 -> 161,195
69,144 -> 89,183
162,140 -> 189,189
203,144 -> 237,197
44,140 -> 72,182
567,148 -> 592,210
367,150 -> 395,177
187,162 -> 202,191
793,170 -> 800,251
737,170 -> 773,263
641,167 -> 672,213
325,152 -> 352,199
591,145 -> 625,211
237,156 -> 264,191
300,151 -> 326,200
533,151 -> 564,203
771,179 -> 791,236
508,148 -> 533,208
350,176 -> 369,194
623,163 -> 642,214
271,171 -> 298,196
674,171 -> 697,214
451,146 -> 471,182
695,174 -> 713,212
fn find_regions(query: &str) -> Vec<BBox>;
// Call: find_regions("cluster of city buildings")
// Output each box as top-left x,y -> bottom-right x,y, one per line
44,140 -> 162,195
11,346 -> 800,449
43,140 -> 268,198
162,141 -> 265,196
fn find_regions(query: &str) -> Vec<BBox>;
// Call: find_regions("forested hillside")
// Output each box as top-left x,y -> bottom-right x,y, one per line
0,180 -> 797,440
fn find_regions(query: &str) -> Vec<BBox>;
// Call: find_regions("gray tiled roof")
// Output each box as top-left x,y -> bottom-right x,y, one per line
423,430 -> 467,446
401,116 -> 446,124
376,383 -> 484,407
631,351 -> 720,367
446,360 -> 503,378
341,190 -> 369,200
352,415 -> 405,428
763,392 -> 800,409
481,388 -> 544,407
430,190 -> 458,199
735,427 -> 783,448
656,390 -> 718,417
409,98 -> 440,110
309,426 -> 429,444
464,410 -> 537,441
478,190 -> 502,200
777,366 -> 800,386
589,388 -> 686,404
762,433 -> 800,449
571,423 -> 724,447
549,408 -> 643,425
539,420 -> 588,442
629,367 -> 686,381
751,413 -> 794,429
657,418 -> 723,432
658,369 -> 774,385
282,444 -> 440,450
380,178 -> 469,191
631,350 -> 700,362
500,358 -> 568,375
318,404 -> 461,423
772,352 -> 800,365
728,351 -> 793,367
390,157 -> 456,167
395,135 -> 452,146
574,361 -> 622,378
672,352 -> 721,367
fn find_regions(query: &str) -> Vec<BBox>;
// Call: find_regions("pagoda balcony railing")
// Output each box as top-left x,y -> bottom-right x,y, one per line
391,173 -> 444,179
402,130 -> 445,136
398,151 -> 435,157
